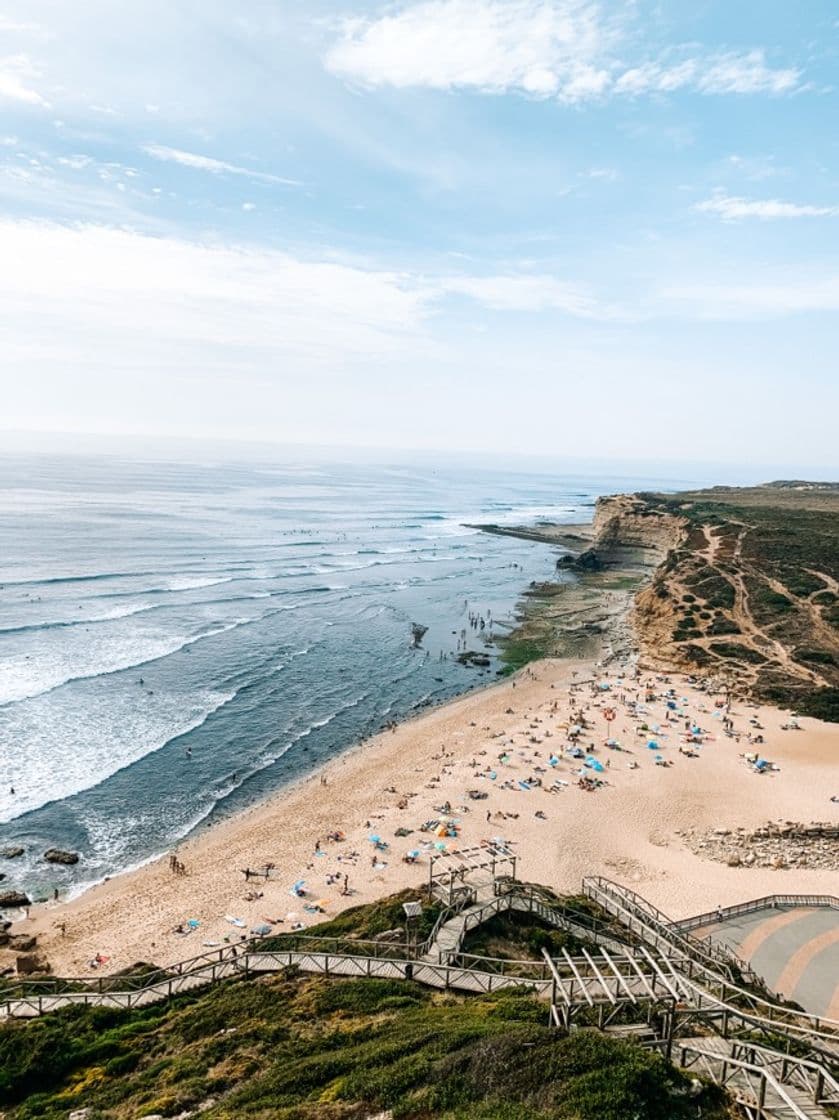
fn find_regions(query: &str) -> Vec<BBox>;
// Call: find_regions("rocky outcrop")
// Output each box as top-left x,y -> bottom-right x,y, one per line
16,951 -> 51,975
0,889 -> 31,908
44,848 -> 80,865
680,821 -> 838,870
1,845 -> 25,859
588,494 -> 686,567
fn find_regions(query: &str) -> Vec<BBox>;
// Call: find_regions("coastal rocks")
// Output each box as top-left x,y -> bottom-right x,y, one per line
15,951 -> 50,975
680,820 -> 837,871
7,933 -> 37,952
1,846 -> 24,859
0,889 -> 31,908
43,848 -> 80,865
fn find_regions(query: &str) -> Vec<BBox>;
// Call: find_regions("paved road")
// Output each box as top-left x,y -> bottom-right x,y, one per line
695,907 -> 839,1019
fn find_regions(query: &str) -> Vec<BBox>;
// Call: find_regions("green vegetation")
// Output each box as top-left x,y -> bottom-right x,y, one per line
460,911 -> 596,962
0,891 -> 732,1119
0,977 -> 728,1120
263,888 -> 442,948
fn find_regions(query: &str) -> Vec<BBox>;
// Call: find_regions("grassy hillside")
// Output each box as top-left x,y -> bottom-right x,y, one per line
0,976 -> 730,1120
0,893 -> 731,1120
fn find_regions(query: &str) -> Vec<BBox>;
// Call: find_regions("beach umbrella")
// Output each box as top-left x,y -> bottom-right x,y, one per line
408,849 -> 420,858
368,833 -> 381,843
434,841 -> 447,850
646,739 -> 659,750
251,923 -> 272,936
314,899 -> 330,909
187,919 -> 200,930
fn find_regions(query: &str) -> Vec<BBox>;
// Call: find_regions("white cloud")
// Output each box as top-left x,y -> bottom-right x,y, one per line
584,166 -> 619,181
0,52 -> 49,106
142,144 -> 301,186
0,220 -> 428,364
695,50 -> 800,95
325,0 -> 613,102
696,192 -> 838,220
439,273 -> 599,316
324,1 -> 802,103
615,51 -> 799,98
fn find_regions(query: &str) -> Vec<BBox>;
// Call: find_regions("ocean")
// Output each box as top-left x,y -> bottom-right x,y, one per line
0,452 -> 697,900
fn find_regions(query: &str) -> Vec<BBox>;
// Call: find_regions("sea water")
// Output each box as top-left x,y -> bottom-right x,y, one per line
0,452 -> 695,899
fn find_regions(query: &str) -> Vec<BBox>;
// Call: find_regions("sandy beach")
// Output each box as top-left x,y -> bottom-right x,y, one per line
10,650 -> 838,978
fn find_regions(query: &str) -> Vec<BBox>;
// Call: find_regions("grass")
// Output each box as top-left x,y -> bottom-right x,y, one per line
0,890 -> 733,1119
0,976 -> 730,1120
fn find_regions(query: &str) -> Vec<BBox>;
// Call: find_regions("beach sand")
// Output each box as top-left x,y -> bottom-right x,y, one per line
11,656 -> 838,977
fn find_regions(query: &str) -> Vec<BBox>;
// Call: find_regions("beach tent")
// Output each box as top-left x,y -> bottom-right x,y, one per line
585,756 -> 605,773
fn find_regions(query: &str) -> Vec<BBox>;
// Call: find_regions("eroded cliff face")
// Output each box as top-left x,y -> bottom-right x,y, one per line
608,491 -> 839,720
589,494 -> 687,567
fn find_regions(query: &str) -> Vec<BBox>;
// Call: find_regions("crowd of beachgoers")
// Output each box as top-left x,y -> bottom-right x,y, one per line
11,652 -> 837,978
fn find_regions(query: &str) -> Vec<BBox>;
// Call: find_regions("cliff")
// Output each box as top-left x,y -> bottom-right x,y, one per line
613,485 -> 839,721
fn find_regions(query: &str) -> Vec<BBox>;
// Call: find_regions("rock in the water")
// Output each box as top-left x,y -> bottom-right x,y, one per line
0,889 -> 31,908
1,846 -> 24,859
44,848 -> 80,865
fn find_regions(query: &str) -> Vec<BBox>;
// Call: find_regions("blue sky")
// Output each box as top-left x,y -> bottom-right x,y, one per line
1,1 -> 837,469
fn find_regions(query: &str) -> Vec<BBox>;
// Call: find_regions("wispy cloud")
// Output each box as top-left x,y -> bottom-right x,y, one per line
663,276 -> 839,318
696,192 -> 838,220
615,50 -> 799,97
437,273 -> 600,316
324,0 -> 802,103
142,144 -> 300,186
0,53 -> 49,107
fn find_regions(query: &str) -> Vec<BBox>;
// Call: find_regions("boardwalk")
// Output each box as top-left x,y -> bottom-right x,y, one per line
3,876 -> 839,1120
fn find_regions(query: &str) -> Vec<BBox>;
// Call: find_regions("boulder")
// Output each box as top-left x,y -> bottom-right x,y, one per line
0,890 -> 31,908
43,848 -> 80,865
8,934 -> 37,952
0,846 -> 24,859
16,952 -> 50,975
69,1110 -> 92,1120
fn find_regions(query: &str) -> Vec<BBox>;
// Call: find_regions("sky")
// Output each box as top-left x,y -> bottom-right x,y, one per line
0,1 -> 837,470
